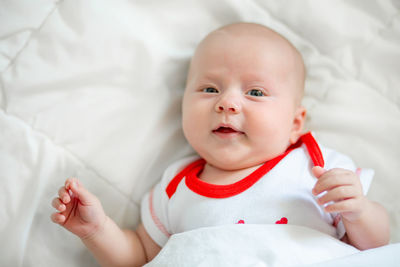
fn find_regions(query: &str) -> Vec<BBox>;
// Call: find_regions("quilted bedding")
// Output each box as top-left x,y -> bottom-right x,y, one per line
1,0 -> 399,266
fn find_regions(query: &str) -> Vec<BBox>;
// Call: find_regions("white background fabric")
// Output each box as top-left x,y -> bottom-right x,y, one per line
1,0 -> 399,266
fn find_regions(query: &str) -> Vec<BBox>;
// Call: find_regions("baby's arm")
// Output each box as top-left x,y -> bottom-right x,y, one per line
312,167 -> 390,250
81,219 -> 161,266
51,178 -> 161,266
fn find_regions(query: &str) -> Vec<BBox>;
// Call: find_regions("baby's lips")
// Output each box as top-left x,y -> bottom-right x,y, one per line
214,127 -> 237,133
213,123 -> 243,133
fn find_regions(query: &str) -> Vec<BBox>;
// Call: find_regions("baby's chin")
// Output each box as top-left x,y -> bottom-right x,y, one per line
204,156 -> 265,172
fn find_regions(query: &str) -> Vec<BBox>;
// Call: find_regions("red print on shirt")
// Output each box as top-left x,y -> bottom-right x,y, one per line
275,217 -> 288,224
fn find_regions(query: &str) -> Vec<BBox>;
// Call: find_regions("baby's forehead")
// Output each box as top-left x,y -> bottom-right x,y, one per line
195,25 -> 300,72
217,23 -> 280,39
188,23 -> 305,102
197,24 -> 298,62
204,23 -> 288,47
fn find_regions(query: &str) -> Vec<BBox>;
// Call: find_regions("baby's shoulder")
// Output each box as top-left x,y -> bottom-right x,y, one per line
318,144 -> 356,171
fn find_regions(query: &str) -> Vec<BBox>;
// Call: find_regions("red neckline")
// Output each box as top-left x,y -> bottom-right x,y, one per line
184,140 -> 303,199
166,132 -> 323,199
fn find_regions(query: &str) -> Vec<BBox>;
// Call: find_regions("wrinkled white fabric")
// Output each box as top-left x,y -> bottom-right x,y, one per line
146,224 -> 400,267
1,1 -> 399,266
146,224 -> 360,267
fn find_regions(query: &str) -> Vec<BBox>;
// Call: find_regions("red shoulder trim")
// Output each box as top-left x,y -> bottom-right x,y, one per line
166,159 -> 205,198
300,132 -> 324,168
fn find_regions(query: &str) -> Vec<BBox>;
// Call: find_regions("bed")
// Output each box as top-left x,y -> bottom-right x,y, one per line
1,0 -> 399,266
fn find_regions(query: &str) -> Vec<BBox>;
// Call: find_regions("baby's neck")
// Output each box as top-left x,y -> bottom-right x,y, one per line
199,163 -> 262,185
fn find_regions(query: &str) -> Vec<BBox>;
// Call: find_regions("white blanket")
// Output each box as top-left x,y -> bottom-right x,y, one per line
146,224 -> 400,267
146,224 -> 359,267
1,1 -> 399,266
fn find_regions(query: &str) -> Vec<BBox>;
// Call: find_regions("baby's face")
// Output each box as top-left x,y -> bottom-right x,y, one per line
182,24 -> 306,171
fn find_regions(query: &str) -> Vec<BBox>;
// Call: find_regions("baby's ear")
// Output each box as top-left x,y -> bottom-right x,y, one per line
289,106 -> 306,144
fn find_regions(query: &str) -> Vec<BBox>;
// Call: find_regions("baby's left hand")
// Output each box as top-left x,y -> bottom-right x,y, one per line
312,166 -> 367,222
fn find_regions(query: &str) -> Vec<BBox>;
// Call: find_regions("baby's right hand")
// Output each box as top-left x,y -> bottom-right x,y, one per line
51,178 -> 107,240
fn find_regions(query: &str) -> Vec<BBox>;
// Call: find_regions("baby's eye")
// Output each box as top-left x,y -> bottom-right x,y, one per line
203,87 -> 219,93
247,89 -> 265,97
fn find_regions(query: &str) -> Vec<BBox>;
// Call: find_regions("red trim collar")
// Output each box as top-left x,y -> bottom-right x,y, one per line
166,132 -> 323,199
301,132 -> 324,167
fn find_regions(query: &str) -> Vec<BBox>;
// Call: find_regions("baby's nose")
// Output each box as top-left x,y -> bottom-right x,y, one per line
217,104 -> 239,113
216,96 -> 241,114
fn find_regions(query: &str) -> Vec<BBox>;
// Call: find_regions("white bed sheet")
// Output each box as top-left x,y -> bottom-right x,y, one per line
1,0 -> 399,266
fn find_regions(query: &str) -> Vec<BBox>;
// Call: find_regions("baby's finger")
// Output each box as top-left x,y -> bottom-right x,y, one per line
58,186 -> 71,203
313,172 -> 354,195
317,185 -> 356,205
51,212 -> 66,224
68,179 -> 96,206
324,198 -> 361,214
52,197 -> 66,212
311,166 -> 326,179
65,178 -> 74,190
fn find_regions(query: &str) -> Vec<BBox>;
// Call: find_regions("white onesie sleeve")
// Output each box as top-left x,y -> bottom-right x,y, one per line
140,155 -> 199,247
141,180 -> 171,247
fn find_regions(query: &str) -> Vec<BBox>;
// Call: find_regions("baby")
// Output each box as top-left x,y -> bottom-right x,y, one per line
51,23 -> 390,266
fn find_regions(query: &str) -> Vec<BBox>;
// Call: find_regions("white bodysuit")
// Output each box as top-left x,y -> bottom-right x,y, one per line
141,133 -> 373,247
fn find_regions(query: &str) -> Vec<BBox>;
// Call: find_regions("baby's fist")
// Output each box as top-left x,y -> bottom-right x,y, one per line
51,178 -> 106,239
312,167 -> 367,222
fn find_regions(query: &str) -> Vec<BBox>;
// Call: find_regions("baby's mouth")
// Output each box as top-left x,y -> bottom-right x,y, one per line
212,126 -> 245,137
213,127 -> 240,133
